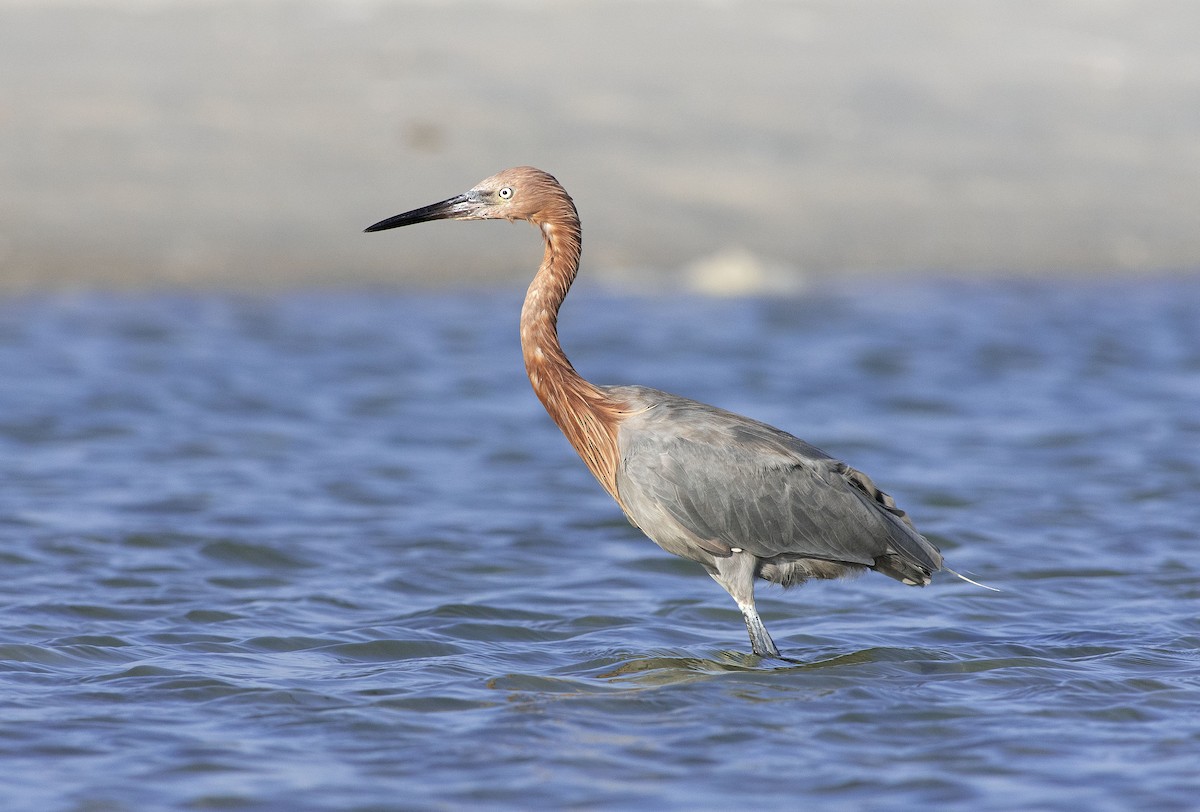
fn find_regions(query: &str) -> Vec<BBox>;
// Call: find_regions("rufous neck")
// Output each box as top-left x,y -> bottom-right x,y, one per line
520,217 -> 585,390
519,216 -> 625,502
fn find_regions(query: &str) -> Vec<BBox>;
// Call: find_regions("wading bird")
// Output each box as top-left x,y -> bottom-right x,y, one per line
366,167 -> 979,658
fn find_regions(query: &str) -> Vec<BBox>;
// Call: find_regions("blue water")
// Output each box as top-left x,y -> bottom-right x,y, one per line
1,277 -> 1198,811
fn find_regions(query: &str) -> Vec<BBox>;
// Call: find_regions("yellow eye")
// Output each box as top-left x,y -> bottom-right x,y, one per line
498,187 -> 514,200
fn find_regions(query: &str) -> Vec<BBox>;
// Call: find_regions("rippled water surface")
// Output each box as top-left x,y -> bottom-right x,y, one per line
2,277 -> 1198,810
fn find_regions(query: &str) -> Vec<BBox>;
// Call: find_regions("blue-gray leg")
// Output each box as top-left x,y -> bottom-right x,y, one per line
709,551 -> 781,659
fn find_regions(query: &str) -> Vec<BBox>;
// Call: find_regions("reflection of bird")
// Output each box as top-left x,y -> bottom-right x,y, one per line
367,166 -> 981,658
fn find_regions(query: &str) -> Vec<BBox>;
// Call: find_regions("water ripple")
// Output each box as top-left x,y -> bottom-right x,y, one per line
1,280 -> 1199,810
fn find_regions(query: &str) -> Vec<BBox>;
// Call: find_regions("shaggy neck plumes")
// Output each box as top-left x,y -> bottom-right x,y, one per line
519,201 -> 625,502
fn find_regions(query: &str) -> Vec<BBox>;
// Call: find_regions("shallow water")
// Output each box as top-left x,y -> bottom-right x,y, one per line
1,277 -> 1198,811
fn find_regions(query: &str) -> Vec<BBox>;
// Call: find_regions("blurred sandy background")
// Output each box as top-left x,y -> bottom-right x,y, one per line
1,0 -> 1197,292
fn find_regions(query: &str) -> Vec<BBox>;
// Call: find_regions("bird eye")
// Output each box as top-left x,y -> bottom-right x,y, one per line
498,187 -> 514,200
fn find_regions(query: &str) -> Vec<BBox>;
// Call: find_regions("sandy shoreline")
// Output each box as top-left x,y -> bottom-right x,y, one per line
2,0 -> 1198,292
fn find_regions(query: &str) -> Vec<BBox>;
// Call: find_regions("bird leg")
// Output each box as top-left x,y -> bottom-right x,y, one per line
737,597 -> 781,659
709,552 -> 781,659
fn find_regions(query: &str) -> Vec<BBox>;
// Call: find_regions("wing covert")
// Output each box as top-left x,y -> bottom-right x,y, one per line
612,387 -> 941,573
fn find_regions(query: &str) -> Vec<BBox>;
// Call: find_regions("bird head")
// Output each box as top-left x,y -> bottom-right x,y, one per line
364,166 -> 574,233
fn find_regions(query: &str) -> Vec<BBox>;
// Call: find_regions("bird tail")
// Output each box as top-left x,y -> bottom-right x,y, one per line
873,554 -> 935,587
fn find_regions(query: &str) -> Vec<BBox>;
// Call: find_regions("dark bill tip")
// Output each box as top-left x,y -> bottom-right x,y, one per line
363,192 -> 473,233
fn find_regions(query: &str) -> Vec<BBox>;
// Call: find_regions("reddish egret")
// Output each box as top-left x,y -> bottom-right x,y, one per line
366,167 -> 983,658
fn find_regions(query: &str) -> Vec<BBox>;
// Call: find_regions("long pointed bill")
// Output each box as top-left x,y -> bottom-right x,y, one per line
364,192 -> 476,233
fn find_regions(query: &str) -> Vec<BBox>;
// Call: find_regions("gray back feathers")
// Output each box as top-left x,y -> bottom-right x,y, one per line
610,386 -> 943,587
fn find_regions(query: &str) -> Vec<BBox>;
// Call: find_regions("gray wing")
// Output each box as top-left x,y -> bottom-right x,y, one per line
611,387 -> 943,579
